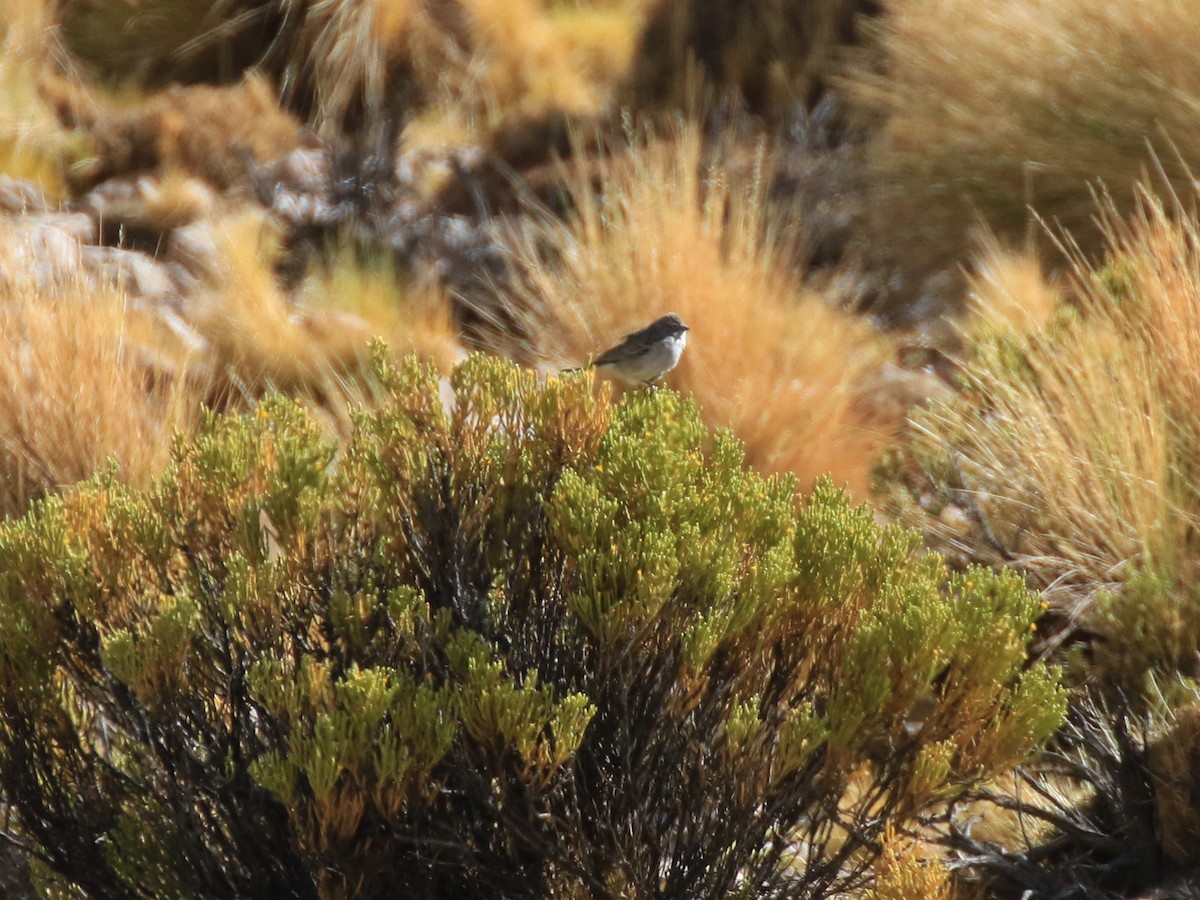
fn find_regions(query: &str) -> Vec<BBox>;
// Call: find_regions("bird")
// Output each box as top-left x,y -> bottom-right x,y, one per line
581,313 -> 690,387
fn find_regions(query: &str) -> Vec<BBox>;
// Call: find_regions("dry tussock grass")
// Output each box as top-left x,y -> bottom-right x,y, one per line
190,210 -> 332,392
451,0 -> 607,116
277,0 -> 612,137
516,123 -> 891,496
193,209 -> 461,396
1104,194 -> 1200,413
0,2 -> 80,196
907,188 -> 1200,681
0,206 -> 462,517
351,0 -> 646,143
0,196 -> 467,518
546,2 -> 646,94
966,237 -> 1062,336
296,241 -> 463,374
44,74 -> 306,191
0,229 -> 202,518
53,0 -> 645,148
853,0 -> 1200,267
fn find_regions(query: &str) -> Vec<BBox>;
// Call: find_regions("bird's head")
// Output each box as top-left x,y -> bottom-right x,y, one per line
653,313 -> 689,339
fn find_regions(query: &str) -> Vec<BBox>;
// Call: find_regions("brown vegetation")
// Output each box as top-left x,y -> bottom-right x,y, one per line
624,0 -> 881,120
851,0 -> 1200,316
4,0 -> 1200,894
46,74 -> 307,192
511,124 -> 894,496
0,236 -> 200,517
893,190 -> 1200,695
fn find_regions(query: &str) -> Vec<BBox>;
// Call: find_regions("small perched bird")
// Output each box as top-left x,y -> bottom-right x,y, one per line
584,313 -> 690,387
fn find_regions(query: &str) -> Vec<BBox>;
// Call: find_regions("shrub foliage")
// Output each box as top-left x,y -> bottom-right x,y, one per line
0,352 -> 1064,898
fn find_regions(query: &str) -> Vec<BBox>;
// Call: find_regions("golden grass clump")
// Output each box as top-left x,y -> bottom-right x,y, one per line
55,0 -> 449,141
54,0 -> 645,148
276,0 -> 461,139
295,243 -> 463,374
903,188 -> 1200,686
545,2 -> 646,98
966,237 -> 1062,337
190,209 -> 323,390
336,0 -> 642,131
0,2 -> 83,197
852,0 -> 1200,267
47,74 -> 306,191
516,123 -> 891,496
446,0 -> 591,115
192,208 -> 461,399
0,228 -> 201,518
0,200 -> 460,518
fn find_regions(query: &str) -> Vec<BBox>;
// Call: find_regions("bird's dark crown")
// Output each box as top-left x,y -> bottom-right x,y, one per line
659,312 -> 688,331
636,312 -> 689,339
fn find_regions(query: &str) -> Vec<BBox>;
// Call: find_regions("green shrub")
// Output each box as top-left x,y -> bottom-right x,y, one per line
0,351 -> 1064,898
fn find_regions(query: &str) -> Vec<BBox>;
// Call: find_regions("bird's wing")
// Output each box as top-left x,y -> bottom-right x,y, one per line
592,342 -> 626,366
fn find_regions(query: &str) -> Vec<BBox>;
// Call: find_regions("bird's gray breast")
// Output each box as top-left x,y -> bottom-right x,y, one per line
629,331 -> 687,382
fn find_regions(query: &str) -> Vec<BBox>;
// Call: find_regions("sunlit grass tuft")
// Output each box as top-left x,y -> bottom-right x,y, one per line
190,209 -> 321,392
966,236 -> 1063,336
0,228 -> 202,518
903,186 -> 1200,688
852,0 -> 1200,268
54,0 -> 646,148
192,209 -> 461,403
296,243 -> 463,375
0,4 -> 82,198
0,201 -> 462,518
514,122 -> 891,496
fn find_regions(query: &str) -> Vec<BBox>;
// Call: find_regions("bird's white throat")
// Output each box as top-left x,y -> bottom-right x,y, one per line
665,330 -> 687,359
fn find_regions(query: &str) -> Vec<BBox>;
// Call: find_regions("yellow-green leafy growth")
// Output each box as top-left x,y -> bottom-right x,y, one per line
0,352 -> 1063,897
